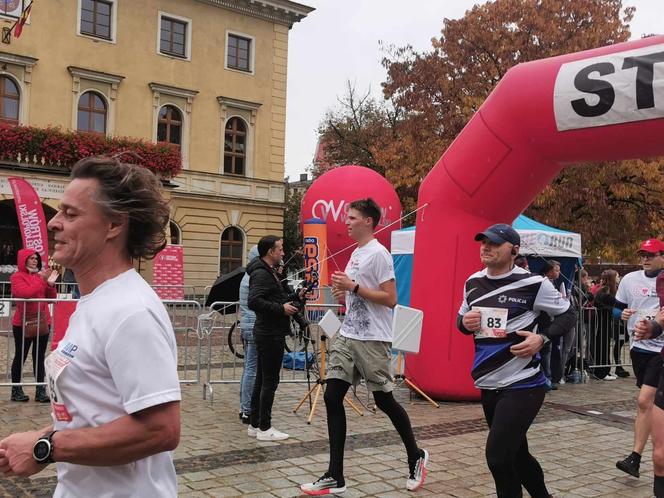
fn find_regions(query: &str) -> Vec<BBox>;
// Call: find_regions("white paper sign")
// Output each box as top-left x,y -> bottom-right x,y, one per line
318,309 -> 342,339
473,306 -> 509,339
391,305 -> 423,353
0,301 -> 9,317
554,43 -> 664,131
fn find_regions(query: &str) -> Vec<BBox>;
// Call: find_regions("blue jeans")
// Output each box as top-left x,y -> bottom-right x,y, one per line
239,328 -> 257,414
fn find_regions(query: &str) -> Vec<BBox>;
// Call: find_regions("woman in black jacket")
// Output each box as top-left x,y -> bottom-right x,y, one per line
592,270 -> 620,380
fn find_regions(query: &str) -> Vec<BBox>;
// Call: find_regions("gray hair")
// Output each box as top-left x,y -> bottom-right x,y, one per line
71,156 -> 170,259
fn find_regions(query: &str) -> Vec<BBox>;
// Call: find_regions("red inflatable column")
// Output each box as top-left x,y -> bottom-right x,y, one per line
408,36 -> 664,400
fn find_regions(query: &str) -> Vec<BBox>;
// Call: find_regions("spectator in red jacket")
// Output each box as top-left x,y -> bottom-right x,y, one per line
10,249 -> 58,402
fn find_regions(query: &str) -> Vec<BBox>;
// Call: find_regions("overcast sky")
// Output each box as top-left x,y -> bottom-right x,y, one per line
284,0 -> 664,180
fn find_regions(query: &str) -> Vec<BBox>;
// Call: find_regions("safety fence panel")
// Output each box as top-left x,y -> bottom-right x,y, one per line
0,298 -> 69,389
201,302 -> 344,402
162,300 -> 203,385
0,297 -> 203,390
580,306 -> 631,376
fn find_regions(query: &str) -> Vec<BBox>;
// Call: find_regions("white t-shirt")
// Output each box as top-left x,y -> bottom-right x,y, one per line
339,239 -> 395,342
45,269 -> 181,498
615,270 -> 664,353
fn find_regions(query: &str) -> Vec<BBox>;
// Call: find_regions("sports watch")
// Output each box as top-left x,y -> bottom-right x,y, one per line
33,430 -> 57,464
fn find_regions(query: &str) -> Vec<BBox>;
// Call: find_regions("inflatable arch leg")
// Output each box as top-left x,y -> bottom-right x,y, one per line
408,36 -> 664,400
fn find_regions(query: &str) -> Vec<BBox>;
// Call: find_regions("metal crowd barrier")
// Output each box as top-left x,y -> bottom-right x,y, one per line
0,281 -> 80,299
201,301 -> 344,403
580,306 -> 631,376
0,297 -> 203,390
0,298 -> 61,389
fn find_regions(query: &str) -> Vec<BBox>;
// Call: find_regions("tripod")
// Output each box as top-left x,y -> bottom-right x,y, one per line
293,334 -> 364,424
393,350 -> 440,408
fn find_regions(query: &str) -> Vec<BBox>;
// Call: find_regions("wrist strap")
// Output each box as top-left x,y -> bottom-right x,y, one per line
353,284 -> 360,294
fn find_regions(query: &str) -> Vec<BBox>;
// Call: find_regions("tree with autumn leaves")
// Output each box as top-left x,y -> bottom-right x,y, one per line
316,0 -> 663,261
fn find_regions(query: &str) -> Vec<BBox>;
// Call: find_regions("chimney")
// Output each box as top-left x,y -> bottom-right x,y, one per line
299,173 -> 308,182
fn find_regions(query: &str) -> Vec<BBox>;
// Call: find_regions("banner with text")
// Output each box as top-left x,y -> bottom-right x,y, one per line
153,245 -> 184,300
8,177 -> 49,264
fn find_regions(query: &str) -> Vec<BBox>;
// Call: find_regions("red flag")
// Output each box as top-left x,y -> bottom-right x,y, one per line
13,1 -> 32,39
8,177 -> 49,264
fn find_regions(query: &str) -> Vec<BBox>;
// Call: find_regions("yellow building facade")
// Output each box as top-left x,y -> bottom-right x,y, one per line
0,0 -> 312,291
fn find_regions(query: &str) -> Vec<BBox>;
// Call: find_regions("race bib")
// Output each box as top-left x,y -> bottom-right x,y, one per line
636,308 -> 659,323
473,307 -> 509,338
44,351 -> 72,422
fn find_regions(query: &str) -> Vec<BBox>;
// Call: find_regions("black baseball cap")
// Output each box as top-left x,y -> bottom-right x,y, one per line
475,223 -> 520,246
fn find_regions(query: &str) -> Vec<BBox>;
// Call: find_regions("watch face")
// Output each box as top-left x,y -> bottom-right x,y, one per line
33,440 -> 50,461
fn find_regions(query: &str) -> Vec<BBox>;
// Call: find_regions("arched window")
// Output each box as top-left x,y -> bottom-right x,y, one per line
223,117 -> 246,176
219,227 -> 243,274
77,91 -> 107,133
157,105 -> 182,145
169,220 -> 181,245
0,76 -> 20,125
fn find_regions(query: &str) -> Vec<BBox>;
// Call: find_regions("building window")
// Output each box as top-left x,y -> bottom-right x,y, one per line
227,34 -> 252,72
160,16 -> 187,58
157,105 -> 182,145
224,117 -> 246,176
0,76 -> 19,125
169,220 -> 181,245
80,0 -> 112,40
219,227 -> 243,275
77,91 -> 107,133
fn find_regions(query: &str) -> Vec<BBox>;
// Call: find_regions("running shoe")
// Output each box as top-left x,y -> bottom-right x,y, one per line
247,425 -> 258,437
256,427 -> 289,441
301,473 -> 346,495
616,453 -> 640,477
615,367 -> 630,378
406,448 -> 429,491
603,374 -> 617,381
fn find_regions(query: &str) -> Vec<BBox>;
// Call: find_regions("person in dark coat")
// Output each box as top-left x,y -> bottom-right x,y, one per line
247,235 -> 303,441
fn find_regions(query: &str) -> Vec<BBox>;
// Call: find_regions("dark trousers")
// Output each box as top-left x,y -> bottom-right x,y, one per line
324,378 -> 420,481
250,335 -> 285,431
482,387 -> 549,498
11,325 -> 49,383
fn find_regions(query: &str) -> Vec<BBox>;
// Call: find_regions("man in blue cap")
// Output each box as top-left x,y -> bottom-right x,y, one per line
457,223 -> 576,498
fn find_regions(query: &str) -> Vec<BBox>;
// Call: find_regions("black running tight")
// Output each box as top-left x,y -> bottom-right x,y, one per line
324,378 -> 419,481
481,386 -> 549,498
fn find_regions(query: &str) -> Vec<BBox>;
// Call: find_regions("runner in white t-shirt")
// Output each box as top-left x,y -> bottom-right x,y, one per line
613,238 -> 664,480
0,157 -> 181,498
301,198 -> 428,496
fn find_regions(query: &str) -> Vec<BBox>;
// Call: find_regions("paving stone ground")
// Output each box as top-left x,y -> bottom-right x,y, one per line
0,372 -> 657,497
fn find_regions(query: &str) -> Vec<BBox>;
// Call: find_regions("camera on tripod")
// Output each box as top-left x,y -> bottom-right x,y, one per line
290,270 -> 319,331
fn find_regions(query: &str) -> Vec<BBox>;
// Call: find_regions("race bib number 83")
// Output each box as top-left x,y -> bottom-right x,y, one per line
473,307 -> 509,339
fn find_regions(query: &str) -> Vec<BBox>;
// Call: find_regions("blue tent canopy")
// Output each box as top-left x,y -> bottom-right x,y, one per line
391,215 -> 582,306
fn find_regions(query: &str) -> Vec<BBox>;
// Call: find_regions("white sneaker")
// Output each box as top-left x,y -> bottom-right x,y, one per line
406,449 -> 429,491
603,374 -> 617,381
559,378 -> 566,385
256,427 -> 289,441
247,425 -> 258,437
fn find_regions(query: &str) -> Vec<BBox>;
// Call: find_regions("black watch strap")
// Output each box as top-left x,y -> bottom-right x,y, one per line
352,284 -> 360,294
36,430 -> 58,464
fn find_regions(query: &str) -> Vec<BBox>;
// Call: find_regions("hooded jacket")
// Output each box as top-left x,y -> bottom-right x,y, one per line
247,257 -> 297,337
11,249 -> 57,327
238,245 -> 259,334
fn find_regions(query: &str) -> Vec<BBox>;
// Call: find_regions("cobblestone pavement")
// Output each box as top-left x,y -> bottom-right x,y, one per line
0,373 -> 657,497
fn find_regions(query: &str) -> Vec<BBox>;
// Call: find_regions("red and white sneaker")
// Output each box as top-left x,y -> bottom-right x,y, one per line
406,449 -> 429,491
300,472 -> 346,495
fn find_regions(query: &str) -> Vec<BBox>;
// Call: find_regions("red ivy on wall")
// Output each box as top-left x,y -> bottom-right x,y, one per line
0,124 -> 182,178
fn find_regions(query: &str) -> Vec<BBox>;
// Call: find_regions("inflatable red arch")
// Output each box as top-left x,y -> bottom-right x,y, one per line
408,35 -> 664,400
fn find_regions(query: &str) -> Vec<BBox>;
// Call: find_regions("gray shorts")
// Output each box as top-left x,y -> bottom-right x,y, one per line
327,334 -> 393,392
